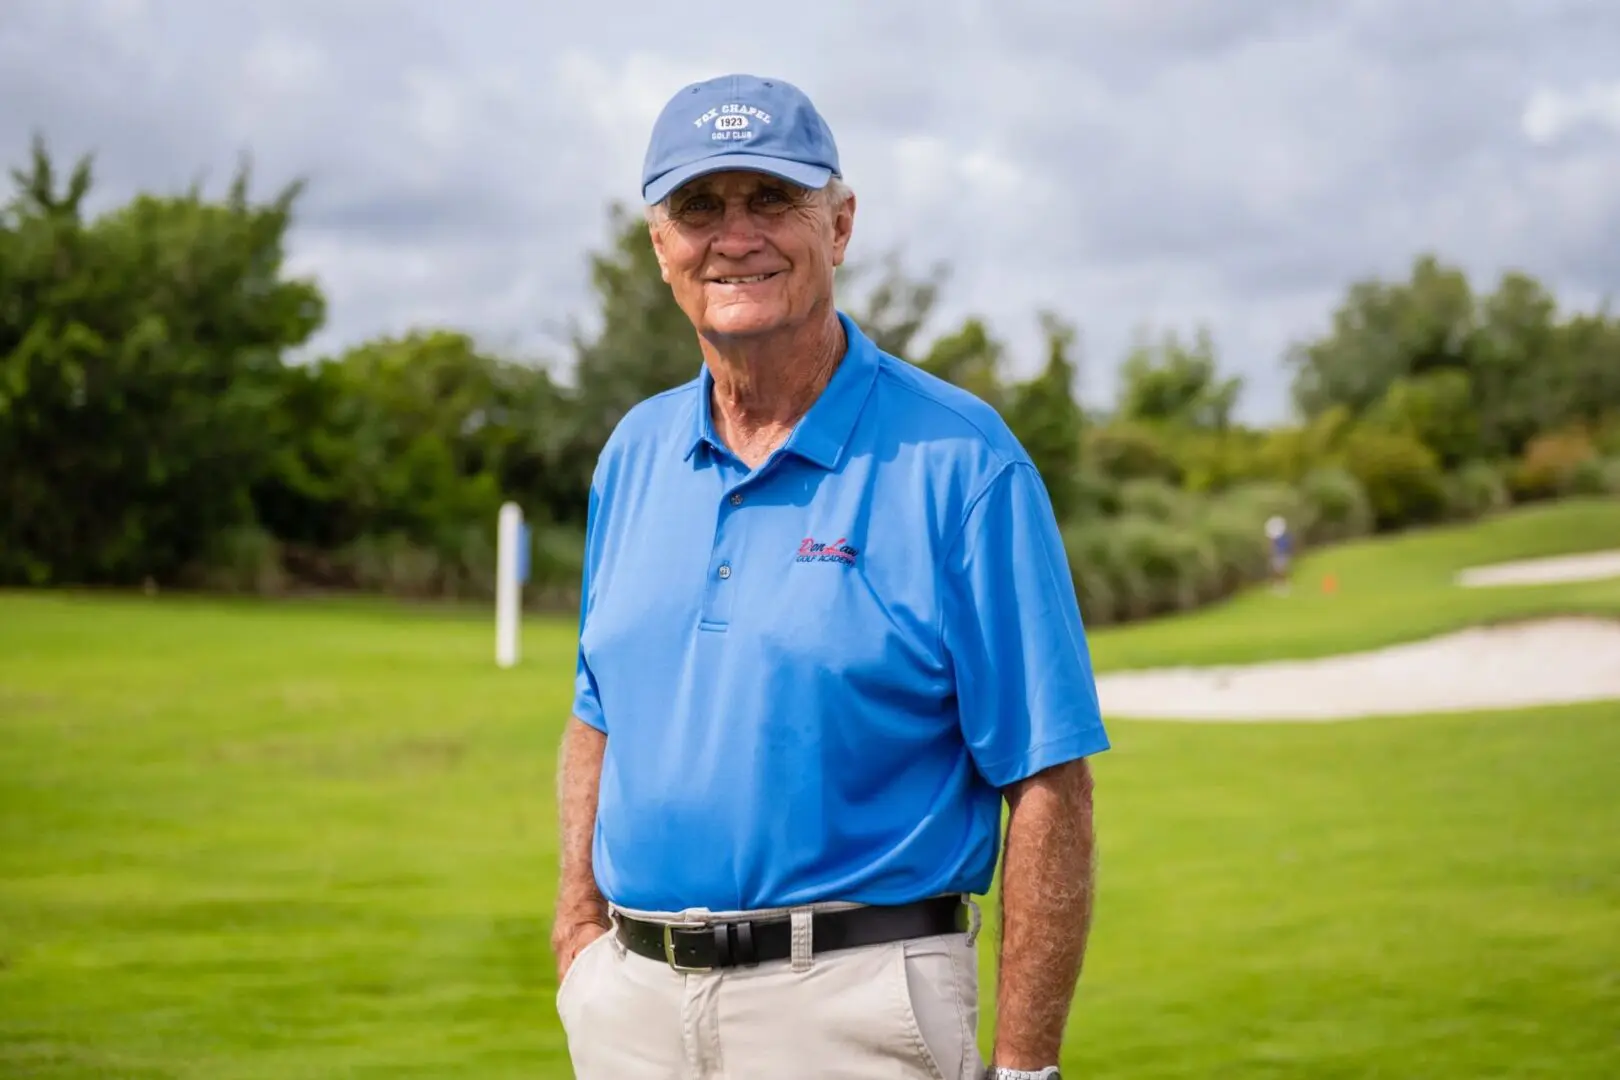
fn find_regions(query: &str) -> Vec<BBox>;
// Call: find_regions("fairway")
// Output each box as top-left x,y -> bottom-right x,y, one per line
3,500 -> 1618,1078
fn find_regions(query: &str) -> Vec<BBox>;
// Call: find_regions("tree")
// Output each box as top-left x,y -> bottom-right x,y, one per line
558,202 -> 701,508
1469,269 -> 1561,457
842,249 -> 949,362
916,316 -> 1007,410
0,135 -> 324,586
1282,253 -> 1620,463
1553,309 -> 1620,434
1004,312 -> 1086,522
256,330 -> 532,551
1362,368 -> 1480,469
1116,324 -> 1242,430
1286,253 -> 1475,421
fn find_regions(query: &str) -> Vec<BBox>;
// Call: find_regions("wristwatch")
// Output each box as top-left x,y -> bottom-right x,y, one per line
987,1068 -> 1060,1080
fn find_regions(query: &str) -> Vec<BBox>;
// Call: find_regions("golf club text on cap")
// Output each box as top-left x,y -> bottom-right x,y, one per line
641,74 -> 842,205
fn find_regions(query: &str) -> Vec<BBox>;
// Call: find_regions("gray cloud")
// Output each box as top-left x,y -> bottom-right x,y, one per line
3,0 -> 1617,421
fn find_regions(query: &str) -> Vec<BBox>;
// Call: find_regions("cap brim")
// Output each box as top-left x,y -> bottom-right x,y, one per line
643,154 -> 833,205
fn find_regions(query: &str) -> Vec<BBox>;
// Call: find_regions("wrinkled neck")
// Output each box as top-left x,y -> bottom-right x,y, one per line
703,313 -> 846,441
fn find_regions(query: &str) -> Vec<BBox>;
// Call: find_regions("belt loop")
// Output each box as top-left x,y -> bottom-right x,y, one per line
607,908 -> 627,958
790,908 -> 813,972
963,894 -> 982,946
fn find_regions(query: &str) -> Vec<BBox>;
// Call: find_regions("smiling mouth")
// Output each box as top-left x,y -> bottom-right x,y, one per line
711,272 -> 781,285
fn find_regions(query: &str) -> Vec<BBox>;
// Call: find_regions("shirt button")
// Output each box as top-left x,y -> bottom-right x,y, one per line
730,492 -> 743,505
717,564 -> 732,580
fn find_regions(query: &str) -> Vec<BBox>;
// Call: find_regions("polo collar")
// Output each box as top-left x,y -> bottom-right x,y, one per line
682,310 -> 880,470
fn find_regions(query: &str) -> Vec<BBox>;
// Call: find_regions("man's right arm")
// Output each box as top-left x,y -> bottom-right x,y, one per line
551,715 -> 610,978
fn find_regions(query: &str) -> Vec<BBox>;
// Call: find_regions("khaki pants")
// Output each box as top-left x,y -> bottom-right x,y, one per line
557,901 -> 986,1079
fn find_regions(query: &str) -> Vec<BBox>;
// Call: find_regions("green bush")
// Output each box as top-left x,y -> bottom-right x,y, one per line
1114,514 -> 1222,615
526,524 -> 587,610
1210,480 -> 1313,539
183,525 -> 287,595
1509,427 -> 1598,501
1116,478 -> 1203,523
1198,500 -> 1275,594
1083,422 -> 1183,484
1443,460 -> 1512,521
1340,427 -> 1448,530
1233,406 -> 1356,487
343,532 -> 464,598
1065,506 -> 1266,626
1569,455 -> 1620,497
1065,418 -> 1606,632
1062,525 -> 1129,627
439,522 -> 498,596
1593,412 -> 1620,457
1070,465 -> 1122,521
1297,466 -> 1373,544
1170,429 -> 1268,493
1363,369 -> 1480,469
1239,428 -> 1310,485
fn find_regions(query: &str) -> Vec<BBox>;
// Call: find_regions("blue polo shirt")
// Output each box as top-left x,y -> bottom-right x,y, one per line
572,312 -> 1108,913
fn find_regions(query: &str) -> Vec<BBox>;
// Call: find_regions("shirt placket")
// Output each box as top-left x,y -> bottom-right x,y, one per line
698,462 -> 769,632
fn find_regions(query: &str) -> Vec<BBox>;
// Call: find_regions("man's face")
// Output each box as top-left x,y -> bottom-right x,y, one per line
649,170 -> 855,344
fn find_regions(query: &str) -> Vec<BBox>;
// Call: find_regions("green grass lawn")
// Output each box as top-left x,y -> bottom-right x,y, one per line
2,499 -> 1618,1078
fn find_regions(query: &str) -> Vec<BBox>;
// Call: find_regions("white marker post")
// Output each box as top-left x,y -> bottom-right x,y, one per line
495,501 -> 526,668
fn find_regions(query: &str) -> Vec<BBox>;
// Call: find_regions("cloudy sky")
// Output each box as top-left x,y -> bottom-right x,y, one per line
4,0 -> 1618,421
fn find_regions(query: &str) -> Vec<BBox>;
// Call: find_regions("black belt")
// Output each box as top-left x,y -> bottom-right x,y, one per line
615,895 -> 966,972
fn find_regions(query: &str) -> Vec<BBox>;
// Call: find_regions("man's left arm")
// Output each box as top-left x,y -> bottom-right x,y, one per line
940,459 -> 1110,1077
992,757 -> 1097,1070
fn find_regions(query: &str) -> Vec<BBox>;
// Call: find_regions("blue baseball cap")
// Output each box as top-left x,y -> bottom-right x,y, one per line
641,74 -> 841,205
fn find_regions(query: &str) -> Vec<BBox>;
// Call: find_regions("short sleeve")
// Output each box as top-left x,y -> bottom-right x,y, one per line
941,461 -> 1109,788
570,476 -> 607,733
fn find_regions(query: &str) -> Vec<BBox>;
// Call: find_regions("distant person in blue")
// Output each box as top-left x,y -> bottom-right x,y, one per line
549,73 -> 1108,1080
1266,515 -> 1294,592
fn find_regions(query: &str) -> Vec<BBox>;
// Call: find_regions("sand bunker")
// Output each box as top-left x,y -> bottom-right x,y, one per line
1456,549 -> 1620,588
1095,617 -> 1620,722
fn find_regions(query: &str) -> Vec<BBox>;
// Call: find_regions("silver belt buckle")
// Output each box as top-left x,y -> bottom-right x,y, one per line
661,920 -> 713,973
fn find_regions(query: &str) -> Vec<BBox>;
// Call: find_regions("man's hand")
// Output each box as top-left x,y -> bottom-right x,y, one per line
990,756 -> 1097,1071
552,917 -> 611,984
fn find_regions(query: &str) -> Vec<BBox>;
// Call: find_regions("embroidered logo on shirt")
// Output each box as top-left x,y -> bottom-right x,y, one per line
796,537 -> 859,566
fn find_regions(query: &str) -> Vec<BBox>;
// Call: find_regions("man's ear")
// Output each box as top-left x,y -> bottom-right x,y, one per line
648,223 -> 672,283
830,191 -> 856,269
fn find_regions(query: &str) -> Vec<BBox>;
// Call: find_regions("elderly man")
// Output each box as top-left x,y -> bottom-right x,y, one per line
550,73 -> 1109,1080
